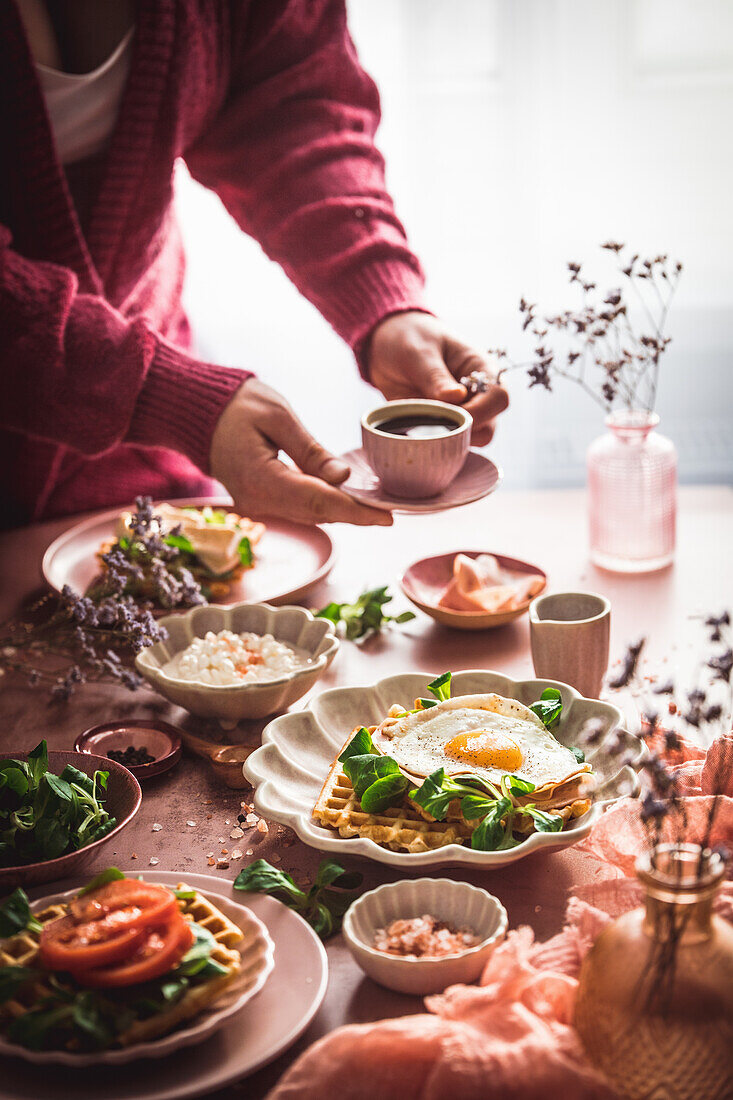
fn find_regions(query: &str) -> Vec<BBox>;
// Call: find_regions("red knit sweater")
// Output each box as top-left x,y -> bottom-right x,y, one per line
0,0 -> 427,528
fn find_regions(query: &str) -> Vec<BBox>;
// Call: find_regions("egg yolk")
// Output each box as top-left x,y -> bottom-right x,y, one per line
443,729 -> 523,772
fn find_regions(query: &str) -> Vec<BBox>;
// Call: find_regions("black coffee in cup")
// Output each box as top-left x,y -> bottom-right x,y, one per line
374,415 -> 459,440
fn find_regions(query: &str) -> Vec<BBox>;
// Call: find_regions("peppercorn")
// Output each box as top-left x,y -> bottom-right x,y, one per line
108,745 -> 155,766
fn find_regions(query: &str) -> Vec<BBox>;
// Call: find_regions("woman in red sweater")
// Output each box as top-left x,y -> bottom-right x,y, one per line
1,0 -> 508,530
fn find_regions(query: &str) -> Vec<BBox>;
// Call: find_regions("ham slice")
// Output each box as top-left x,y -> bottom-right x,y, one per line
438,555 -> 545,614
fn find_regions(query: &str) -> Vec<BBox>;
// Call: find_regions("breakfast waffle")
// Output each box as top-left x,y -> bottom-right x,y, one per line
0,885 -> 243,1049
313,756 -> 474,854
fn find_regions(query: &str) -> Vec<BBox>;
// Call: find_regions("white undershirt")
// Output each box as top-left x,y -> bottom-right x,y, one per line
36,27 -> 134,165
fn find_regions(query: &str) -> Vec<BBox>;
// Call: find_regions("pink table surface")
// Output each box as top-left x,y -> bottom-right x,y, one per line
0,485 -> 730,1099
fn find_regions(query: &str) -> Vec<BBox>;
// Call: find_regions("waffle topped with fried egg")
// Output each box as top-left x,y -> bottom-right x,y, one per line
313,688 -> 594,853
373,693 -> 593,807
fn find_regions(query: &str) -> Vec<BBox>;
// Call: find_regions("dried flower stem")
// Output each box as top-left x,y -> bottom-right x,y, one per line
494,243 -> 682,413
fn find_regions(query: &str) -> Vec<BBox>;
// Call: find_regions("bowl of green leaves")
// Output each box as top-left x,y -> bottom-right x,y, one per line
0,741 -> 141,892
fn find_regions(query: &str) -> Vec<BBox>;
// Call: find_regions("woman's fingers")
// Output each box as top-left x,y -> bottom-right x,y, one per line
463,384 -> 510,440
245,460 -> 393,527
443,338 -> 510,441
266,404 -> 351,486
410,346 -> 467,403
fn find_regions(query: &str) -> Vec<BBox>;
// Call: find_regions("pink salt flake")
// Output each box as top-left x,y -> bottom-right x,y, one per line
373,915 -> 480,958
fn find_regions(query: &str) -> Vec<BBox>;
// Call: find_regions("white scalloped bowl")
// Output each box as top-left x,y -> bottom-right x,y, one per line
244,669 -> 644,869
136,602 -> 338,720
343,878 -> 508,994
0,883 -> 274,1066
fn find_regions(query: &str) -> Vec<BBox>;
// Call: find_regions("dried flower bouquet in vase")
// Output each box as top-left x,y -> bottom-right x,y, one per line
573,613 -> 733,1100
497,243 -> 682,573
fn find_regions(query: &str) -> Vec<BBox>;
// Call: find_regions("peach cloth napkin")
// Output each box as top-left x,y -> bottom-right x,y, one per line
268,734 -> 733,1100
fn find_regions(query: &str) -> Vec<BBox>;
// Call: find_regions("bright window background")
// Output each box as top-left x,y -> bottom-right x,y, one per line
176,0 -> 733,488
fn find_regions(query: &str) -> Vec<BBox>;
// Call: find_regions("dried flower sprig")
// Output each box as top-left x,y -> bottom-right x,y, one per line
581,613 -> 731,1012
587,611 -> 732,857
0,497 -> 205,700
88,496 -> 205,610
493,243 -> 682,414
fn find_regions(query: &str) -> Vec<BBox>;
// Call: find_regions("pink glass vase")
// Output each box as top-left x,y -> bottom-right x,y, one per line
587,410 -> 676,573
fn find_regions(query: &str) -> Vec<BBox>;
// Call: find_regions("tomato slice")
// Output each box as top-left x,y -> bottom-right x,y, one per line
39,914 -> 147,972
40,880 -> 180,974
70,880 -> 178,929
75,913 -> 194,988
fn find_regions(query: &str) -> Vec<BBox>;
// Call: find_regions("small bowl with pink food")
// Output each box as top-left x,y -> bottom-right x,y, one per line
135,601 -> 338,722
342,878 -> 508,995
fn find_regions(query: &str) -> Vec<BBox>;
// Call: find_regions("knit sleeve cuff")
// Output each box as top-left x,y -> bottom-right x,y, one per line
126,339 -> 251,474
322,259 -> 433,380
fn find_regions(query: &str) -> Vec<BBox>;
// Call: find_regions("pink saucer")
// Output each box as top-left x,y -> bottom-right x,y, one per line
401,550 -> 547,630
339,448 -> 501,514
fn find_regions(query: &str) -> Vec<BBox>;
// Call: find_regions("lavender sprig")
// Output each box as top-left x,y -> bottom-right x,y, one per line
0,497 -> 205,700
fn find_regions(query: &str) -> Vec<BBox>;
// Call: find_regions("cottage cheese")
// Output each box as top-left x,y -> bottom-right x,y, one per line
164,630 -> 311,685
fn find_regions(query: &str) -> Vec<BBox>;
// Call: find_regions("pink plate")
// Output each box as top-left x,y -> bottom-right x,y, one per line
401,550 -> 548,630
42,498 -> 335,606
3,876 -> 328,1100
338,448 -> 501,514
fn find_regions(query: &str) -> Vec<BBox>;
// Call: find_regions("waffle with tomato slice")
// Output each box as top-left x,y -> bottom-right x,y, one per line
0,882 -> 243,1050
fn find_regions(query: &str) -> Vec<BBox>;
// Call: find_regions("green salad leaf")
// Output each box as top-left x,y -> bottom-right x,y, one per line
522,805 -> 565,832
427,671 -> 452,702
408,768 -> 494,820
26,740 -> 49,786
337,729 -> 408,813
163,533 -> 195,554
395,670 -> 454,717
76,867 -> 125,897
315,586 -> 415,641
360,773 -> 409,813
237,536 -> 253,568
569,745 -> 586,764
342,753 -> 402,800
203,508 -> 229,524
471,797 -> 514,850
0,965 -> 37,1004
0,888 -> 42,937
234,858 -> 362,939
337,727 -> 374,762
529,687 -> 563,730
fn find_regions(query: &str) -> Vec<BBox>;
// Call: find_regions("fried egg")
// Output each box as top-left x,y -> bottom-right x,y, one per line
371,693 -> 588,791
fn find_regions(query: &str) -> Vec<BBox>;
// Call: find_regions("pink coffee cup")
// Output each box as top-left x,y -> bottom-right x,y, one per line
361,399 -> 472,499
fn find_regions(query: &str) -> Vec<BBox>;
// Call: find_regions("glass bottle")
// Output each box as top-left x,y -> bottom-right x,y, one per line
587,410 -> 676,573
574,845 -> 733,1100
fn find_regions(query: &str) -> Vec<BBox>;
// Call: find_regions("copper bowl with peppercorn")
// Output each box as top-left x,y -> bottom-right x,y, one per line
75,719 -> 182,780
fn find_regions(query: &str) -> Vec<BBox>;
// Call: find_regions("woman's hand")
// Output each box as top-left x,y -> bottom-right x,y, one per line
210,379 -> 392,526
366,312 -> 509,446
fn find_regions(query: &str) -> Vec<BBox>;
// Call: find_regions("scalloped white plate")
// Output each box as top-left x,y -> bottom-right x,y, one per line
244,670 -> 643,869
0,881 -> 274,1067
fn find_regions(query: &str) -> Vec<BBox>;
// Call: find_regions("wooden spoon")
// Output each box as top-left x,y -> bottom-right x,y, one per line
177,729 -> 254,789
